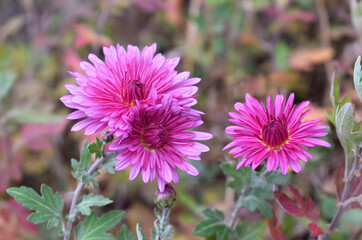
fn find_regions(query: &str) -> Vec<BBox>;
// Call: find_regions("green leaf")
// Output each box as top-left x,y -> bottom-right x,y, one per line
75,194 -> 113,216
80,140 -> 91,169
242,195 -> 273,218
329,73 -> 340,110
326,109 -> 335,125
193,208 -> 229,240
0,71 -> 15,101
353,56 -> 362,103
234,221 -> 266,240
335,103 -> 361,144
88,138 -> 103,159
220,163 -> 251,192
7,184 -> 64,229
72,140 -> 99,187
102,157 -> 117,174
74,210 -> 124,240
136,224 -> 148,240
265,171 -> 289,186
117,225 -> 136,240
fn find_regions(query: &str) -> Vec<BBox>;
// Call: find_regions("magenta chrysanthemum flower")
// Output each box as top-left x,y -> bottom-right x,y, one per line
60,43 -> 200,136
108,96 -> 212,192
224,93 -> 330,174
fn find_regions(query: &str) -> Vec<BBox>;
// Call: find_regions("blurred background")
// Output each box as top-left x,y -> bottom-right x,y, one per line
0,0 -> 361,239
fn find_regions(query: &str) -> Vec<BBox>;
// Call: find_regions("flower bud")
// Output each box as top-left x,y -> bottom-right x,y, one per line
154,184 -> 177,209
102,131 -> 114,143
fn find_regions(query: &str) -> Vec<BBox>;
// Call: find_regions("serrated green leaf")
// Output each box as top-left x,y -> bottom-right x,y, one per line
242,195 -> 273,218
136,224 -> 148,240
117,225 -> 136,240
102,157 -> 117,174
353,56 -> 362,103
75,194 -> 112,216
88,138 -> 103,159
193,208 -> 229,240
265,171 -> 289,185
80,140 -> 91,169
0,71 -> 15,101
74,210 -> 124,240
234,221 -> 266,240
221,163 -> 251,192
7,184 -> 64,229
248,188 -> 273,200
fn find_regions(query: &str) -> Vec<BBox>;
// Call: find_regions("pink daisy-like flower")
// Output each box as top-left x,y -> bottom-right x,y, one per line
60,43 -> 200,136
224,93 -> 330,174
108,96 -> 212,192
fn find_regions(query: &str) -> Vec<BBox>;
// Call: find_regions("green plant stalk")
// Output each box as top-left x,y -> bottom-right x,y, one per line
63,156 -> 107,240
228,170 -> 269,228
321,146 -> 360,240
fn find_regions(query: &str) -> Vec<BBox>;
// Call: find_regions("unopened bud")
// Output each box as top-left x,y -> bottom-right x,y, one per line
102,131 -> 114,143
154,184 -> 177,209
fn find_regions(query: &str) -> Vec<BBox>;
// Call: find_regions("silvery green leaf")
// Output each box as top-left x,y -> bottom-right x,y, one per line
7,184 -> 64,230
136,224 -> 148,240
354,56 -> 362,103
242,195 -> 273,218
75,194 -> 112,216
102,157 -> 117,174
74,210 -> 124,240
335,103 -> 361,144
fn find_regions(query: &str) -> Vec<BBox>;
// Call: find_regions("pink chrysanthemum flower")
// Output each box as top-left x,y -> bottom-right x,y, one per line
60,43 -> 200,136
224,93 -> 330,174
108,96 -> 212,192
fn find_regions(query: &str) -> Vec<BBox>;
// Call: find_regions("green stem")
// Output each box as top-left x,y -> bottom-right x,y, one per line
63,156 -> 107,240
321,146 -> 360,240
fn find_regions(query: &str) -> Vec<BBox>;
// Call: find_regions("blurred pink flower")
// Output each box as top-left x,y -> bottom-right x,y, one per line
108,96 -> 212,192
60,43 -> 200,136
224,93 -> 330,174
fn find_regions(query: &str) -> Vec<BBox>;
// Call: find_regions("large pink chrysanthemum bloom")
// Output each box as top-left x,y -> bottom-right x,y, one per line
60,43 -> 200,136
108,96 -> 213,192
224,93 -> 330,174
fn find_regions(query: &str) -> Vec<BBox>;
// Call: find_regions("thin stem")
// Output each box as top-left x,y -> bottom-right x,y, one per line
228,194 -> 244,228
63,156 -> 107,240
321,146 -> 360,240
339,194 -> 362,207
228,170 -> 269,228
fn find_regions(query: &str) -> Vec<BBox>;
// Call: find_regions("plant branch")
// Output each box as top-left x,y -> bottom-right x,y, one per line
321,146 -> 360,240
339,194 -> 362,207
228,194 -> 244,228
63,156 -> 107,240
228,170 -> 269,228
